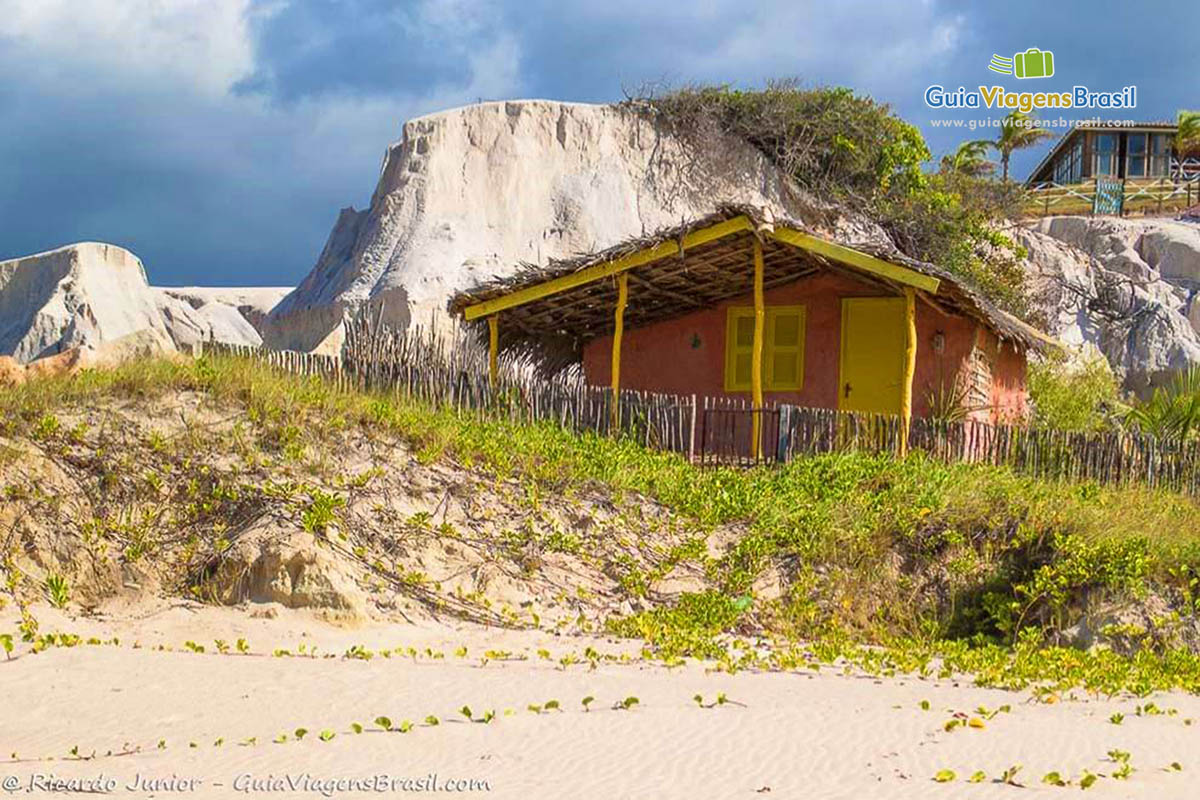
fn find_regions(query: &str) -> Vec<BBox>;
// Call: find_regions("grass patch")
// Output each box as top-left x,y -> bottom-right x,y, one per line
4,355 -> 1200,689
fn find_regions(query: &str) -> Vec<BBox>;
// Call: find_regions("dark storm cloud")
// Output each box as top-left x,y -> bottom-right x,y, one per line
0,0 -> 1193,286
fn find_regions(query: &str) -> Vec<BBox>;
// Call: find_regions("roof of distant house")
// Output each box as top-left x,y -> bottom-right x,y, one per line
1026,120 -> 1179,184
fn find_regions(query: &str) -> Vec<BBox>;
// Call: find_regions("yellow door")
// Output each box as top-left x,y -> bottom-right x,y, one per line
839,297 -> 905,415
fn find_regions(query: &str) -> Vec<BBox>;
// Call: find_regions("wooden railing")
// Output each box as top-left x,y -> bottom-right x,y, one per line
1024,176 -> 1200,218
200,318 -> 1200,496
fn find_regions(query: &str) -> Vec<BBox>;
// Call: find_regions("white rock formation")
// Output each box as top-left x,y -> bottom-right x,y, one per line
153,286 -> 290,349
1033,216 -> 1200,289
0,242 -> 173,363
1016,216 -> 1200,392
158,287 -> 290,331
262,99 -> 844,353
0,241 -> 291,362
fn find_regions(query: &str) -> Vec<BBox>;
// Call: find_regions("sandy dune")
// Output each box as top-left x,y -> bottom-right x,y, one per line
3,604 -> 1199,799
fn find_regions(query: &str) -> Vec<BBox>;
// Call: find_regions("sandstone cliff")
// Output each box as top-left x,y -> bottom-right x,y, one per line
0,241 -> 289,363
12,101 -> 1198,399
0,242 -> 171,363
154,286 -> 290,349
261,99 -> 847,353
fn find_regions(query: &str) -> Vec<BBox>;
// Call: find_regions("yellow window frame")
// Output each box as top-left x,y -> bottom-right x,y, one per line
724,305 -> 806,392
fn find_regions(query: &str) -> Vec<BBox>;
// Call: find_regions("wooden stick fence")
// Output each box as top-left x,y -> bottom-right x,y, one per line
200,319 -> 1200,496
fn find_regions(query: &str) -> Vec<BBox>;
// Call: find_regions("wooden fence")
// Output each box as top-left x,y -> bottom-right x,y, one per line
914,418 -> 1200,491
1024,176 -> 1200,218
202,319 -> 1200,496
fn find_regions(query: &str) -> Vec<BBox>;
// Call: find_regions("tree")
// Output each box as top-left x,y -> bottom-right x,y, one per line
1125,366 -> 1200,443
940,139 -> 995,177
1176,110 -> 1200,176
987,110 -> 1054,181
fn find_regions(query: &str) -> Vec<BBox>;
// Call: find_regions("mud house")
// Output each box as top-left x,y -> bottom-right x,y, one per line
450,207 -> 1051,442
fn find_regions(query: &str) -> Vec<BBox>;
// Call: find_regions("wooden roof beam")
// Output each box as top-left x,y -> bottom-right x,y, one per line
628,273 -> 708,310
462,215 -> 754,320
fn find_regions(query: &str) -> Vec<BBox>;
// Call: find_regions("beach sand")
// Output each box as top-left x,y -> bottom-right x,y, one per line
3,603 -> 1198,799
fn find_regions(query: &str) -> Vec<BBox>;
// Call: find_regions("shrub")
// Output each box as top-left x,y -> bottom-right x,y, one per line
630,81 -> 929,200
1028,353 -> 1122,432
609,590 -> 747,658
631,81 -> 1028,314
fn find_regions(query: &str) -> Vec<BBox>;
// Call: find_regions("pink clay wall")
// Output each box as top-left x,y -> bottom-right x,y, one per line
580,272 -> 1028,423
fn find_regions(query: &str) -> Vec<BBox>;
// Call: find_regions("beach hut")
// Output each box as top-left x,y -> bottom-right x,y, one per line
450,206 -> 1052,451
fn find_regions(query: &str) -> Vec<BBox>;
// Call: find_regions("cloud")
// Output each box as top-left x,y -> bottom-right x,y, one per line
236,0 -> 965,107
234,0 -> 521,104
496,0 -> 965,101
0,0 -> 526,285
1,0 -> 1189,286
0,0 -> 970,286
0,0 -> 260,94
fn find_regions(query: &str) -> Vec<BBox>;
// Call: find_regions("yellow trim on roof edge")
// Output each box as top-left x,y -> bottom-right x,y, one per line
462,215 -> 754,320
459,215 -> 942,321
769,227 -> 941,294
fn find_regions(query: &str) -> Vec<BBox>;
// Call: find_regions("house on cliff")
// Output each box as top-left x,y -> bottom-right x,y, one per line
1026,121 -> 1200,185
450,206 -> 1053,439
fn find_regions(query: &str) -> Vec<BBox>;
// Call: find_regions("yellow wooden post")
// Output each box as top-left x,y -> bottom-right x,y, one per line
610,273 -> 629,429
487,314 -> 499,388
751,239 -> 765,458
900,287 -> 917,456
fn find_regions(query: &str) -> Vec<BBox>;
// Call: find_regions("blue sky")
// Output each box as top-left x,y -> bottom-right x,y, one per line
0,0 -> 1194,286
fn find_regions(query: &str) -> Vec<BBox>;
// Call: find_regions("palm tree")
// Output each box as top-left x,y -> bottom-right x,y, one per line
1175,110 -> 1200,177
1125,366 -> 1200,442
987,110 -> 1054,182
940,139 -> 995,177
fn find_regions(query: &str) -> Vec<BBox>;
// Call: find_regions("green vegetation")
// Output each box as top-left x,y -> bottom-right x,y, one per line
983,110 -> 1055,182
633,81 -> 928,203
633,81 -> 1029,315
1030,359 -> 1200,443
1028,354 -> 1122,432
5,357 -> 1200,695
43,573 -> 69,609
1177,110 -> 1200,160
4,687 -> 738,767
301,490 -> 345,535
1126,367 -> 1200,442
939,140 -> 994,178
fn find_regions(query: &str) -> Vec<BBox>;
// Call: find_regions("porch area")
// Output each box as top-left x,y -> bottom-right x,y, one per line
451,206 -> 1048,459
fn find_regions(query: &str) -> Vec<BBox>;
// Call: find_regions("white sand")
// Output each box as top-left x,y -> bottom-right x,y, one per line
2,604 -> 1198,799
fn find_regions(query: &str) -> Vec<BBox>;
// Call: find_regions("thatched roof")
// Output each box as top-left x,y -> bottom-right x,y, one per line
450,204 -> 1054,375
